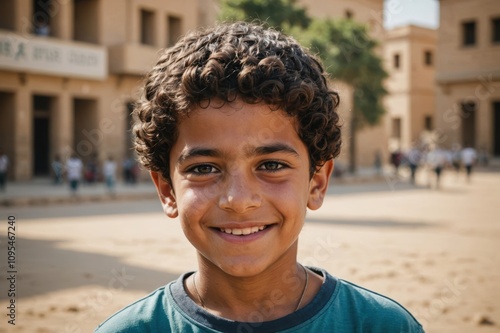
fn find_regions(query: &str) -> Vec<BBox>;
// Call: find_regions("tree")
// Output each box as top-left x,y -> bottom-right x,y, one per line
297,19 -> 388,173
218,0 -> 310,30
219,1 -> 388,173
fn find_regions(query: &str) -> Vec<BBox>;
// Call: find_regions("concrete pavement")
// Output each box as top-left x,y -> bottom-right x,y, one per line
0,178 -> 158,207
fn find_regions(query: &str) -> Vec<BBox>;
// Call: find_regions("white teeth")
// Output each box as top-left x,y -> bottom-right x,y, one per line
219,226 -> 267,235
241,227 -> 252,235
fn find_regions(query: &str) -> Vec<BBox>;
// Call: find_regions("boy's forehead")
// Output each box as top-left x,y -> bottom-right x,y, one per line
182,101 -> 299,131
172,103 -> 305,157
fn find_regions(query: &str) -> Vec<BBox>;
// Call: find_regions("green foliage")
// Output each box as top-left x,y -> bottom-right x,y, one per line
297,19 -> 388,128
218,0 -> 310,30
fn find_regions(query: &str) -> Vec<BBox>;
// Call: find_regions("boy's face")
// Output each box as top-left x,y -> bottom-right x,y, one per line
151,102 -> 333,277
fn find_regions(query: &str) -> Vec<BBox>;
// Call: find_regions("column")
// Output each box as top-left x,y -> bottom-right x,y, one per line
14,87 -> 32,180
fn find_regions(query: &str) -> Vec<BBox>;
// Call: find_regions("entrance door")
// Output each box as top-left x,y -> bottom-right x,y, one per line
33,95 -> 52,176
461,102 -> 476,148
33,116 -> 50,175
494,102 -> 500,157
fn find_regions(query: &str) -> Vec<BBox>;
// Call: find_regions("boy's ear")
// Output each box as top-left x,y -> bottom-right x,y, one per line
307,159 -> 334,210
150,171 -> 178,218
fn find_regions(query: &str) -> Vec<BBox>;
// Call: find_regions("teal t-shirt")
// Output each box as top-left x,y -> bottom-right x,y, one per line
95,267 -> 424,332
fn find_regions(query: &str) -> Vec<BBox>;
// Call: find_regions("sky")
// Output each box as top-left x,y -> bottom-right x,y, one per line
383,0 -> 439,30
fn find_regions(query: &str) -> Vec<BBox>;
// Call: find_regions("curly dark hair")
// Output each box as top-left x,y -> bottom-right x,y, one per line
134,21 -> 341,183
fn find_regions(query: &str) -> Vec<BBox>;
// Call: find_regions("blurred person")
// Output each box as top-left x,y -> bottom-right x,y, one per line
85,153 -> 99,184
390,149 -> 403,176
51,154 -> 63,185
426,147 -> 449,189
103,156 -> 117,193
407,146 -> 422,185
123,155 -> 135,184
450,143 -> 462,176
34,16 -> 50,36
0,150 -> 8,192
461,146 -> 477,183
374,150 -> 382,175
66,154 -> 83,195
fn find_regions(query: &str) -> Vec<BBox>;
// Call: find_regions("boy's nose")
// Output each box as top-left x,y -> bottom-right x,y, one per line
218,172 -> 262,213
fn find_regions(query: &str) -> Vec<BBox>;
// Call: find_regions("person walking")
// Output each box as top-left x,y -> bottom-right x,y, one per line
407,146 -> 421,185
51,154 -> 63,185
427,147 -> 449,189
103,156 -> 117,194
461,146 -> 477,183
0,150 -> 8,192
66,154 -> 83,195
390,149 -> 403,176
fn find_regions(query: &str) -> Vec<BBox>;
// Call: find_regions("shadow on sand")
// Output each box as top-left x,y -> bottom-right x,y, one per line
0,235 -> 179,300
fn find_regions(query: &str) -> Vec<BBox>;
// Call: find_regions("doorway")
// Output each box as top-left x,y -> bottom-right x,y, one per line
494,102 -> 500,157
461,102 -> 476,148
0,92 -> 15,178
33,95 -> 53,176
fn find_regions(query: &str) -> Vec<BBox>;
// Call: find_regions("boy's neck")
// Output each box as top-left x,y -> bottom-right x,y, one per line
186,257 -> 323,322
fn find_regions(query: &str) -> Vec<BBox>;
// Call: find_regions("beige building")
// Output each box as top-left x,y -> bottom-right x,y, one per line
384,25 -> 437,152
0,0 -> 217,181
435,0 -> 500,157
299,0 -> 387,169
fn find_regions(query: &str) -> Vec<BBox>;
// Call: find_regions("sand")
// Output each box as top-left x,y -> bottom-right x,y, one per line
0,170 -> 499,333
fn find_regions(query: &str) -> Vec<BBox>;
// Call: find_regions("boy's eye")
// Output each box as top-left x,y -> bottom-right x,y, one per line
188,164 -> 219,175
258,161 -> 288,172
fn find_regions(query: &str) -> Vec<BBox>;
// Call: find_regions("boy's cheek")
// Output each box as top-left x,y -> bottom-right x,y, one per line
177,186 -> 218,213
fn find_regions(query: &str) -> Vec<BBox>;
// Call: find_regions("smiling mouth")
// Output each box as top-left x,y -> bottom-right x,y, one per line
218,225 -> 269,236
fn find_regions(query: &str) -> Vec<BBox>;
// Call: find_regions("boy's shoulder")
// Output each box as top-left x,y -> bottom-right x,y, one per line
332,277 -> 424,332
94,285 -> 170,333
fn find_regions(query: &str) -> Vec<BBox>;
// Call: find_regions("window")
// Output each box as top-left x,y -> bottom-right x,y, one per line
393,53 -> 401,69
33,0 -> 52,36
167,15 -> 182,47
424,50 -> 433,66
0,1 -> 16,31
392,117 -> 402,139
73,0 -> 99,43
462,20 -> 476,46
424,115 -> 433,131
140,9 -> 156,46
492,17 -> 500,43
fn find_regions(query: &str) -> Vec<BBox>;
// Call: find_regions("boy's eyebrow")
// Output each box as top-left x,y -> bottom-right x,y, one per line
248,144 -> 300,158
177,143 -> 299,164
177,148 -> 222,165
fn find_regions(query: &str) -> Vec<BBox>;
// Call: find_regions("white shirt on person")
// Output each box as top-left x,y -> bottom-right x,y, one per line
0,155 -> 8,172
103,160 -> 117,178
66,157 -> 83,181
461,148 -> 477,166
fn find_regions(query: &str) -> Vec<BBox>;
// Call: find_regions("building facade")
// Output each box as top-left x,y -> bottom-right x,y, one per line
0,0 -> 217,181
435,0 -> 500,157
384,25 -> 437,152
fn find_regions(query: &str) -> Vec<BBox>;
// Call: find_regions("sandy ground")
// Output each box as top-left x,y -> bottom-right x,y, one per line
0,170 -> 499,333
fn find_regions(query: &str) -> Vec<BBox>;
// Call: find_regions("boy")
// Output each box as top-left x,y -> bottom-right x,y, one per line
95,22 -> 423,332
